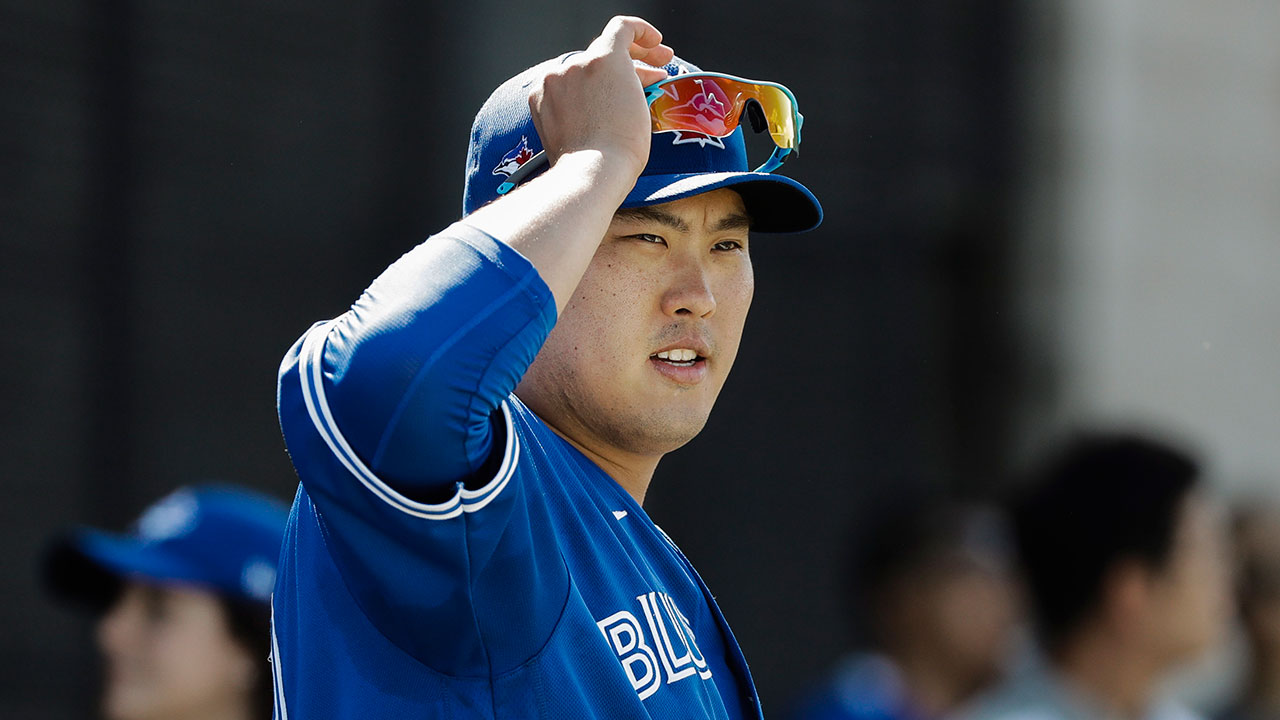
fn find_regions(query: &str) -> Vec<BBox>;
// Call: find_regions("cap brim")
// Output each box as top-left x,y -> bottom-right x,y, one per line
43,529 -> 207,609
622,171 -> 823,234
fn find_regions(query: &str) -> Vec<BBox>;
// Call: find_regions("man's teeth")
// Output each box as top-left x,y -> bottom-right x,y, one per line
655,348 -> 699,362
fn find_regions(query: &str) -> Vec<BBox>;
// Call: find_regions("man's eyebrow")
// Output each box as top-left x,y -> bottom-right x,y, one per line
712,212 -> 752,232
613,207 -> 754,233
613,206 -> 690,233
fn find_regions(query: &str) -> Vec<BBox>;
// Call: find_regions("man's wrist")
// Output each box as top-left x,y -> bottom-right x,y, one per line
544,149 -> 643,205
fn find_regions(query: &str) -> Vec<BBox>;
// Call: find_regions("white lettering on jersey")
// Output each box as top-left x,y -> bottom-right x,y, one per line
597,592 -> 712,702
596,611 -> 662,700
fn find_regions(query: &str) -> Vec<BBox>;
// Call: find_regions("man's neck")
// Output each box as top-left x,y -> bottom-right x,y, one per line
538,416 -> 660,505
1054,628 -> 1162,720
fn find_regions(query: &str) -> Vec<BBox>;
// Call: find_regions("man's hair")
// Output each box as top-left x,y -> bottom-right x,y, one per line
1011,433 -> 1200,653
221,595 -> 275,718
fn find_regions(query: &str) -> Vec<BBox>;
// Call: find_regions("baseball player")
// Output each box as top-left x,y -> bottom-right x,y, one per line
272,16 -> 821,718
43,485 -> 289,720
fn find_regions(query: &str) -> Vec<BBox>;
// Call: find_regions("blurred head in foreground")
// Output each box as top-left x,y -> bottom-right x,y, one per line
1007,433 -> 1232,717
859,503 -> 1019,709
43,485 -> 288,720
791,502 -> 1019,720
1222,500 -> 1280,720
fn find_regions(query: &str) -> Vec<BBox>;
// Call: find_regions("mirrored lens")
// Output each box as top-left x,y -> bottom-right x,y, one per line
648,75 -> 798,150
648,75 -> 744,138
751,83 -> 798,150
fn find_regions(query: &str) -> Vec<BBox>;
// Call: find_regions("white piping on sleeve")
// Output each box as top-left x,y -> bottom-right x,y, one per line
270,598 -> 289,720
297,320 -> 519,520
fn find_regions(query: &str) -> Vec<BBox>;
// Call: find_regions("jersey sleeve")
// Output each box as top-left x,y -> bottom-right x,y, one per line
276,222 -> 568,674
310,221 -> 554,489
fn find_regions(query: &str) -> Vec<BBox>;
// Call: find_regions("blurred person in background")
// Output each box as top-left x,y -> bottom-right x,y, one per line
1218,502 -> 1280,720
789,502 -> 1020,720
961,433 -> 1234,720
42,485 -> 288,720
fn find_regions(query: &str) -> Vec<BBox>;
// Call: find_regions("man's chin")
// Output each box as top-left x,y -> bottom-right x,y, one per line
517,373 -> 720,456
619,406 -> 714,456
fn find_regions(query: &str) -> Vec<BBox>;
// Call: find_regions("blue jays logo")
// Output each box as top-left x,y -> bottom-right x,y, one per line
136,489 -> 199,541
657,78 -> 728,150
493,136 -> 537,177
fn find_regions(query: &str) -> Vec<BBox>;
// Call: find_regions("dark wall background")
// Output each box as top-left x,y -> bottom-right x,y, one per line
1,1 -> 1022,716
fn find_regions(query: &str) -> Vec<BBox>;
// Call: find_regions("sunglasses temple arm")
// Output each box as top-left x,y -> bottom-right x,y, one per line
755,147 -> 791,174
496,150 -> 550,195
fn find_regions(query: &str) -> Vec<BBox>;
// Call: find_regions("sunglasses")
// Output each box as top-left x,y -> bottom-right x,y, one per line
496,71 -> 804,195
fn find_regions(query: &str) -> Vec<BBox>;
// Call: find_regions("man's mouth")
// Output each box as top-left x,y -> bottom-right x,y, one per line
651,348 -> 704,367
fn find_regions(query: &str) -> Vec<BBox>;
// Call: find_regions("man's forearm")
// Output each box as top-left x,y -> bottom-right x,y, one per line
464,150 -> 636,316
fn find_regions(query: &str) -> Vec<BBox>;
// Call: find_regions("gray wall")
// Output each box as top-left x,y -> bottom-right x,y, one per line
1012,0 -> 1280,490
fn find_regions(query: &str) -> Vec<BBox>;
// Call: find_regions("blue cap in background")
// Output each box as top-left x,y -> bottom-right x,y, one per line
44,485 -> 289,607
463,54 -> 823,233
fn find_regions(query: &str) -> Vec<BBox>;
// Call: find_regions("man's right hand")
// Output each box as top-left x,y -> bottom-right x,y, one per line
530,16 -> 674,187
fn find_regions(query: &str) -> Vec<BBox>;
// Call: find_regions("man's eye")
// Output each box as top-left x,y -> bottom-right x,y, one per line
631,233 -> 666,245
713,240 -> 744,252
141,588 -> 171,623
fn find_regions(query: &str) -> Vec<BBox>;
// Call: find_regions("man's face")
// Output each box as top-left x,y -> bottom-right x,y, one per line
517,188 -> 754,459
96,582 -> 255,720
1142,493 -> 1234,666
918,561 -> 1019,696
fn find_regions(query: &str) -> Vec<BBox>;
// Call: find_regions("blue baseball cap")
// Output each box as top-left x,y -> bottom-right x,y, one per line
44,485 -> 289,607
463,54 -> 823,233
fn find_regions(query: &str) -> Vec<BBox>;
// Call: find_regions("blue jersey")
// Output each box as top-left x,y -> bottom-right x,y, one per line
271,223 -> 762,718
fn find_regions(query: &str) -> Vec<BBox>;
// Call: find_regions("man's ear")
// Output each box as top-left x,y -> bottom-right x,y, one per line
1102,559 -> 1153,636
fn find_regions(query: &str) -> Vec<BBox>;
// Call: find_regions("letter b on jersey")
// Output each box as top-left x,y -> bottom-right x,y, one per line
596,611 -> 662,700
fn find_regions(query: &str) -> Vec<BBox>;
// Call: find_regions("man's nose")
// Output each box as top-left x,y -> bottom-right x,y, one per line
660,259 -> 716,318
